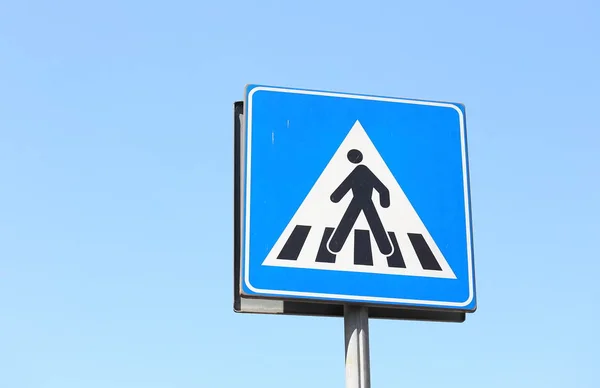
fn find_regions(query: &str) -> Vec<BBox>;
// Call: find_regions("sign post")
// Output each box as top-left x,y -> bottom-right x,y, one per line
345,305 -> 370,388
234,84 -> 477,385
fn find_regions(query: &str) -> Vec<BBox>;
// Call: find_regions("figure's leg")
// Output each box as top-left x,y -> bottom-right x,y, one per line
363,201 -> 393,256
328,200 -> 362,253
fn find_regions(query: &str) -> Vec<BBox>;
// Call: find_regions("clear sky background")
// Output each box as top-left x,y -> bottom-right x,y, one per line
1,1 -> 599,387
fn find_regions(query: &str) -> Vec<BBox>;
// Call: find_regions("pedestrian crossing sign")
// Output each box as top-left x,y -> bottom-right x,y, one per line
240,85 -> 476,312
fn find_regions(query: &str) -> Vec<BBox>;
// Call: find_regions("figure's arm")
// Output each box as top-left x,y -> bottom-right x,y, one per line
372,174 -> 390,208
330,173 -> 353,203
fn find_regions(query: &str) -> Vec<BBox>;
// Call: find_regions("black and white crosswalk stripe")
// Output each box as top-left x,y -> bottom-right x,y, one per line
316,227 -> 336,263
386,232 -> 406,268
275,224 -> 444,271
276,225 -> 311,261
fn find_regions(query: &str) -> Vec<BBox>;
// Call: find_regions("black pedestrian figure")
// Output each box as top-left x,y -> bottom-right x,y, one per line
328,149 -> 393,256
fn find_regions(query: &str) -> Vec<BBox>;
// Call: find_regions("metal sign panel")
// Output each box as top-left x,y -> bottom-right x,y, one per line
234,101 -> 465,322
237,85 -> 476,313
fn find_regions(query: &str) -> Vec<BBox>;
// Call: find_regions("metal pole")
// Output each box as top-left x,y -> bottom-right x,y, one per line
344,305 -> 371,388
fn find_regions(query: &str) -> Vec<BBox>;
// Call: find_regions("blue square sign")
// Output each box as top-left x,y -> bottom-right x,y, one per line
240,85 -> 476,312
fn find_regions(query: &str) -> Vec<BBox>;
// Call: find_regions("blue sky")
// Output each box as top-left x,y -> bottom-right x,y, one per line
1,1 -> 598,387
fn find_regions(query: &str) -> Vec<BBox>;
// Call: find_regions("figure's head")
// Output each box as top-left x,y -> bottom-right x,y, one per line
347,149 -> 363,164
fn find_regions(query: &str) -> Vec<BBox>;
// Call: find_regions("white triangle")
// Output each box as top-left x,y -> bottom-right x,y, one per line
262,120 -> 456,279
